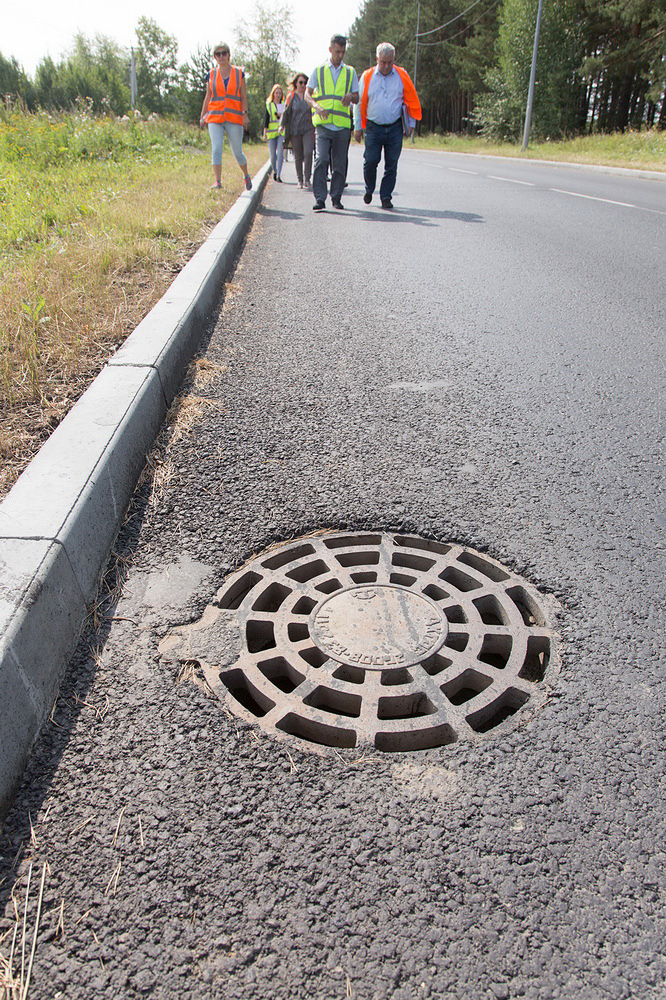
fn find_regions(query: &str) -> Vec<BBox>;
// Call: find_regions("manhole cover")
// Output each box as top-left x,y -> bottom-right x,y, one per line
162,532 -> 559,752
310,585 -> 448,669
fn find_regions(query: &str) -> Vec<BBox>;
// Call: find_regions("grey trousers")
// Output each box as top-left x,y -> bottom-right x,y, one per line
313,126 -> 350,203
290,131 -> 315,184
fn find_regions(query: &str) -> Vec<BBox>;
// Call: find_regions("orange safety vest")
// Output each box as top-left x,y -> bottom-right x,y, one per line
207,66 -> 244,125
359,65 -> 422,129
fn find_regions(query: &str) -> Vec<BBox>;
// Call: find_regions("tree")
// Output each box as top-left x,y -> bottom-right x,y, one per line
0,52 -> 35,108
173,45 -> 214,123
578,0 -> 666,131
235,3 -> 298,134
32,35 -> 131,114
475,0 -> 584,140
347,0 -> 501,133
135,16 -> 179,113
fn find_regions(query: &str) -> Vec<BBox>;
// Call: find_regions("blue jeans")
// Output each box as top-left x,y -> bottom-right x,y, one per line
207,122 -> 247,168
268,135 -> 284,177
363,119 -> 404,201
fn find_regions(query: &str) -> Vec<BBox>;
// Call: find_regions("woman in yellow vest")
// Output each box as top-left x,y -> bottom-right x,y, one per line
199,43 -> 252,191
263,84 -> 285,182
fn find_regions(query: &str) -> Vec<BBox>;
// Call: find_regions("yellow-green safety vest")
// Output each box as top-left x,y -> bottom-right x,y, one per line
265,100 -> 280,139
311,64 -> 354,129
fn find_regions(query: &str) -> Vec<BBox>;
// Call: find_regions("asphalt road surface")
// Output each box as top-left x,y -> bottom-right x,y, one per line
1,147 -> 665,1000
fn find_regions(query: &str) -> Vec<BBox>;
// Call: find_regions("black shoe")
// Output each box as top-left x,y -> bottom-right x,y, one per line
313,200 -> 325,211
332,200 -> 344,210
381,198 -> 393,209
363,192 -> 372,204
275,175 -> 282,182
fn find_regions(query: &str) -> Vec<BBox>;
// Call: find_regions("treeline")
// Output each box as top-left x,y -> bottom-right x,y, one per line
2,2 -> 664,139
0,6 -> 297,137
346,0 -> 666,139
0,18 -> 212,122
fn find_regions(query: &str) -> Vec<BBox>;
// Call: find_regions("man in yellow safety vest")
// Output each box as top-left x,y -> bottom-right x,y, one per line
306,35 -> 359,212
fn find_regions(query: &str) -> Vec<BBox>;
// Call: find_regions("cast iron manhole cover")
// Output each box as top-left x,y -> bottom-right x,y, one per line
162,532 -> 559,751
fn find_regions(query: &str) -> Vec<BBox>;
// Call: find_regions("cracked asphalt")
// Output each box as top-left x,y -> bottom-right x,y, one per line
1,148 -> 664,1000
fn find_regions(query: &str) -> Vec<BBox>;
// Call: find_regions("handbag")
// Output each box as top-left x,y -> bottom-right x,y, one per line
281,92 -> 295,148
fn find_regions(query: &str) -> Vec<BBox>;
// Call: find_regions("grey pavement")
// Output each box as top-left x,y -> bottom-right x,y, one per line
0,147 -> 664,1000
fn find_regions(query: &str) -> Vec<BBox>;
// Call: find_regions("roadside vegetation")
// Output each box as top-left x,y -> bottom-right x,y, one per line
0,106 -> 265,497
413,129 -> 666,170
348,0 -> 665,139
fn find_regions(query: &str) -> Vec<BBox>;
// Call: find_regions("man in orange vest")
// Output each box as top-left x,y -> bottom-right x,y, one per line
353,43 -> 421,209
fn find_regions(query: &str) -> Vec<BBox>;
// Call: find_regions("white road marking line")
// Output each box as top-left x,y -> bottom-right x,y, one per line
449,167 -> 478,174
488,175 -> 534,186
550,188 -> 635,208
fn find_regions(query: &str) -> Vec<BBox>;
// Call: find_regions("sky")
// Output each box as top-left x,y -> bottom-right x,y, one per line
2,0 -> 365,77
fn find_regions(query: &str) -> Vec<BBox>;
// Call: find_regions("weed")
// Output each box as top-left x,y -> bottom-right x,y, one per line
413,129 -> 666,170
0,110 -> 266,496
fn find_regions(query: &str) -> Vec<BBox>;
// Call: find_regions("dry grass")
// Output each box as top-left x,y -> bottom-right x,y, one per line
0,138 -> 266,498
0,862 -> 47,1000
134,352 -> 227,514
414,129 -> 666,171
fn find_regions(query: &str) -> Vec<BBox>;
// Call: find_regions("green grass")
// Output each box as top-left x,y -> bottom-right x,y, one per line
412,130 -> 666,171
0,108 -> 266,496
0,109 -> 213,252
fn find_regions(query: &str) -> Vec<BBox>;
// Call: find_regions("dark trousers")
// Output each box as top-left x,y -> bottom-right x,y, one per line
363,119 -> 404,201
290,131 -> 315,184
313,126 -> 350,203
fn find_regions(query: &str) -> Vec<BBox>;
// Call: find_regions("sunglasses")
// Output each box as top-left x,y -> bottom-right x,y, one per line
297,79 -> 307,84
214,50 -> 229,57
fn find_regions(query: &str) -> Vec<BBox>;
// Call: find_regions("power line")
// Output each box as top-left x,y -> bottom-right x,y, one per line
419,0 -> 502,46
416,0 -> 488,38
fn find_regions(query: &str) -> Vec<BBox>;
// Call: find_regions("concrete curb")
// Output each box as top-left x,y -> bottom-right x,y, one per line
0,160 -> 272,819
409,148 -> 666,182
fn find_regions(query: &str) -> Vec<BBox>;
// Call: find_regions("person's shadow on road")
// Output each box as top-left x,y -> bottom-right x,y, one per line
257,206 -> 305,221
257,201 -> 483,226
343,206 -> 484,227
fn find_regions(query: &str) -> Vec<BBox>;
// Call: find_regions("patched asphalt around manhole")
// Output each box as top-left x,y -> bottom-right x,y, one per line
160,531 -> 560,752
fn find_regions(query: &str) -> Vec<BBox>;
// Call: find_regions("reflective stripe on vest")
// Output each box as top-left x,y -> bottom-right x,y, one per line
311,64 -> 353,128
208,66 -> 243,125
265,100 -> 280,139
359,65 -> 422,130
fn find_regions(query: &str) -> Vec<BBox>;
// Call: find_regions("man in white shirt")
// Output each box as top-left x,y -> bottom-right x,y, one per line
306,35 -> 359,211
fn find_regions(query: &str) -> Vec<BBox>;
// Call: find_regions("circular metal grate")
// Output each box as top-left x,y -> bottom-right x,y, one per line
166,532 -> 559,752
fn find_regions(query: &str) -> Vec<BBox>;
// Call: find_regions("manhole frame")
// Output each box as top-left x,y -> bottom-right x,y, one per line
163,530 -> 561,754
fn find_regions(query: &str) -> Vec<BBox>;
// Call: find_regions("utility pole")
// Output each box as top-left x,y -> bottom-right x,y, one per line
412,0 -> 420,144
130,48 -> 137,111
522,0 -> 544,150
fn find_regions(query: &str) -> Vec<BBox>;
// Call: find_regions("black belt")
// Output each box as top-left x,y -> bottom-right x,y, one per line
367,117 -> 402,127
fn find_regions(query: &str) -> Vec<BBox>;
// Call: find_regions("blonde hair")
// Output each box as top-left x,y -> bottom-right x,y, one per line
268,83 -> 285,103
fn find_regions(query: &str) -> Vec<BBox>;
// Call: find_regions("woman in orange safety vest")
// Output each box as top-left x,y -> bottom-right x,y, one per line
200,43 -> 252,191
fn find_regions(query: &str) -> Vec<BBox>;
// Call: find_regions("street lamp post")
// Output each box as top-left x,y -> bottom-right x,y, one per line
522,0 -> 545,151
